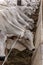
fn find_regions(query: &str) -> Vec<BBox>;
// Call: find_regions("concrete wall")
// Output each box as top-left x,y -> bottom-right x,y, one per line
32,3 -> 42,65
32,45 -> 41,65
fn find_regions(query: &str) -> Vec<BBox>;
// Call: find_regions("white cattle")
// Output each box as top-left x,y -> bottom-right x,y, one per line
0,0 -> 40,59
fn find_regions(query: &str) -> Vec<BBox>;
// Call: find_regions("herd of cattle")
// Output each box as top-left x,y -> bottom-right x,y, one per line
0,0 -> 40,61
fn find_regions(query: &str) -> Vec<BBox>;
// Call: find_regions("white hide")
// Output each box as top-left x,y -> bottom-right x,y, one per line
0,0 -> 40,57
0,31 -> 7,56
0,7 -> 35,51
0,0 -> 7,5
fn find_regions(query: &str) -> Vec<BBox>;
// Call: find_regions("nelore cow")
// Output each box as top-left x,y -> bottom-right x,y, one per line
0,0 -> 40,61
